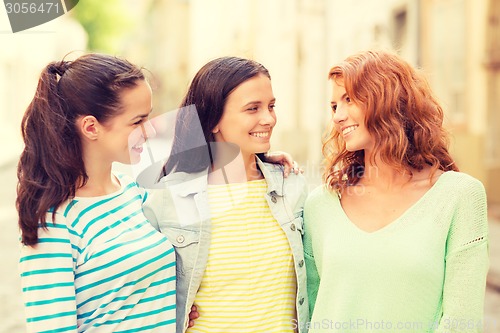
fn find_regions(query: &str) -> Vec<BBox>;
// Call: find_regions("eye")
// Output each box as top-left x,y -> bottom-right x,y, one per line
331,104 -> 337,113
345,96 -> 351,103
133,117 -> 147,126
269,104 -> 275,111
246,106 -> 259,112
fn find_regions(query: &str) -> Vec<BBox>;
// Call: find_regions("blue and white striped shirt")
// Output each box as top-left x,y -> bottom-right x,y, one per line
19,174 -> 176,333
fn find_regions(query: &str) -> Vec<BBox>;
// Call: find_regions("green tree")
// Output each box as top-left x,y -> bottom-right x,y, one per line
71,0 -> 136,52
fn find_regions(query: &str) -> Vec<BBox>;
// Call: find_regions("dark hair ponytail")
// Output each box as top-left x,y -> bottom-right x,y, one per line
17,53 -> 145,246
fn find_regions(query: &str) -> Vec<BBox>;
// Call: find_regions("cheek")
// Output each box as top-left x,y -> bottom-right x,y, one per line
127,127 -> 142,144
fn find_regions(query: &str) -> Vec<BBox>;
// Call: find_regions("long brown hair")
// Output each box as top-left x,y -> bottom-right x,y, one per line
17,53 -> 145,246
323,49 -> 459,191
161,56 -> 270,176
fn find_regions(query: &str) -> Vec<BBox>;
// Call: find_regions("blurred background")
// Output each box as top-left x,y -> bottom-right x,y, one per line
0,0 -> 499,331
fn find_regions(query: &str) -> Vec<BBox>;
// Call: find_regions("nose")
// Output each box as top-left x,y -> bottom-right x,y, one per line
141,120 -> 156,140
332,104 -> 347,124
259,110 -> 277,127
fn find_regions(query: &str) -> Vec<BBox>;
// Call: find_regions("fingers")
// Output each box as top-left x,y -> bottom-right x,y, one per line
189,305 -> 199,319
188,304 -> 199,327
291,161 -> 304,175
262,151 -> 303,177
285,161 -> 304,177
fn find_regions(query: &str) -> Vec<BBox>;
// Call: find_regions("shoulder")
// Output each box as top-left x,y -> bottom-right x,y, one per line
261,161 -> 306,185
115,172 -> 137,186
145,170 -> 207,207
47,200 -> 72,224
263,162 -> 310,200
305,184 -> 337,207
260,161 -> 285,174
115,172 -> 148,202
159,169 -> 208,187
115,172 -> 144,194
284,171 -> 308,190
438,171 -> 486,197
303,184 -> 339,224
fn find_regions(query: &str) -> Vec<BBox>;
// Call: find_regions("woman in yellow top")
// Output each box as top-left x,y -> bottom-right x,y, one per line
143,56 -> 309,332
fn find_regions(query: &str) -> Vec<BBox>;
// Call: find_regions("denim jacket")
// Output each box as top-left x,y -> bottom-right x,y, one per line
143,157 -> 309,333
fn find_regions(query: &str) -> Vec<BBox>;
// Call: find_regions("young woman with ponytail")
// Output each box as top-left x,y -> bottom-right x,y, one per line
17,53 -> 176,332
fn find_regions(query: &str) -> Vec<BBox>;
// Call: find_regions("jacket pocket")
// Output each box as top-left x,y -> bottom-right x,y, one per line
160,225 -> 200,273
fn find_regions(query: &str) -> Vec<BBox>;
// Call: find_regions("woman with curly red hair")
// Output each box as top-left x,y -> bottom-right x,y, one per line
304,49 -> 488,332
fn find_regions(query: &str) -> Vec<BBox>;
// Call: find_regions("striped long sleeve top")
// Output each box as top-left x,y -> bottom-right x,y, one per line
19,174 -> 176,333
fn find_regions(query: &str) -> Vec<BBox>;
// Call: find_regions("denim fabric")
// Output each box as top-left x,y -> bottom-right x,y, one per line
143,157 -> 309,333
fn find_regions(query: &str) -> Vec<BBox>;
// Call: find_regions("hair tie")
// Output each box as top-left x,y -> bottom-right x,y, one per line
48,61 -> 70,76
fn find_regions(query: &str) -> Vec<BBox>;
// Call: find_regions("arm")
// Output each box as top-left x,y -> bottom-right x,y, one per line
262,151 -> 302,177
435,179 -> 489,332
19,216 -> 78,332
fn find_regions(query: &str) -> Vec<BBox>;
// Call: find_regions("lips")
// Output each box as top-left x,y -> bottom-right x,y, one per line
131,145 -> 143,154
250,131 -> 270,138
341,125 -> 358,136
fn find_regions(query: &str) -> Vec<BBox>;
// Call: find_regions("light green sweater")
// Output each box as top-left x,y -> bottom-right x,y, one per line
303,171 -> 489,333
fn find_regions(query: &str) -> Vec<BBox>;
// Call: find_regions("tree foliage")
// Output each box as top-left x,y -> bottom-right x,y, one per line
71,0 -> 135,52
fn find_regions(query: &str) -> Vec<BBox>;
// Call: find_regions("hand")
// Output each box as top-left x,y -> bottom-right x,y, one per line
263,151 -> 303,177
188,304 -> 199,328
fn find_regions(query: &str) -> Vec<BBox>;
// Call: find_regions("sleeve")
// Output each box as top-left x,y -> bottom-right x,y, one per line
19,214 -> 78,333
435,177 -> 489,332
303,190 -> 320,320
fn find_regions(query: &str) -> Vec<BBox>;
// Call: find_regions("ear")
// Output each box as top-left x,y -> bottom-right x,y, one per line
77,115 -> 100,140
212,125 -> 219,134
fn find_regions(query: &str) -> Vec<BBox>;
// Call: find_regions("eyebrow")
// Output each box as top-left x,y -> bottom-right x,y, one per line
243,99 -> 276,107
130,108 -> 153,121
331,93 -> 347,104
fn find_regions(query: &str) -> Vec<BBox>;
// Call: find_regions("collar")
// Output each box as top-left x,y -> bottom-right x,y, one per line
256,156 -> 285,197
148,156 -> 285,197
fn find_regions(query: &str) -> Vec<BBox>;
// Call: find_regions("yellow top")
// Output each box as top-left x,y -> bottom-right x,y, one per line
187,179 -> 297,332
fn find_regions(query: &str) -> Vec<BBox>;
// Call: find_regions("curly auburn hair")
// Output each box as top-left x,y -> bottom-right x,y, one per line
322,49 -> 459,191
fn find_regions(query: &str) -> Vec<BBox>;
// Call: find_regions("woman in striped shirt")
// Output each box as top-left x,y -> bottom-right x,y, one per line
143,57 -> 309,333
17,53 -> 176,332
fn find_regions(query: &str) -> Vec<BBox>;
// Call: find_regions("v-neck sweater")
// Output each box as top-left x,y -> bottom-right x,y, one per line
303,171 -> 489,332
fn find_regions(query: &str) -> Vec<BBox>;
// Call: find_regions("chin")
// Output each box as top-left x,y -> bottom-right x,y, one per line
258,143 -> 271,152
345,143 -> 361,152
126,154 -> 142,165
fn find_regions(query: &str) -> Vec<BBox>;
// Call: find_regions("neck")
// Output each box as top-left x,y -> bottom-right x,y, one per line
77,151 -> 119,197
361,155 -> 411,189
209,151 -> 262,184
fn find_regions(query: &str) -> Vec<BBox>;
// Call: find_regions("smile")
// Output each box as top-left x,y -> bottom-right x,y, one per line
250,131 -> 270,138
131,144 -> 143,152
342,125 -> 358,136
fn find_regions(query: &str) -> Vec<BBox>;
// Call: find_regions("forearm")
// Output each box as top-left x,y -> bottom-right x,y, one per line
435,241 -> 489,332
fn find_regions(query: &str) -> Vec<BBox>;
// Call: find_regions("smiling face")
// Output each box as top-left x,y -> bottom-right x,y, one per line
212,74 -> 277,160
99,80 -> 155,165
331,78 -> 373,153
